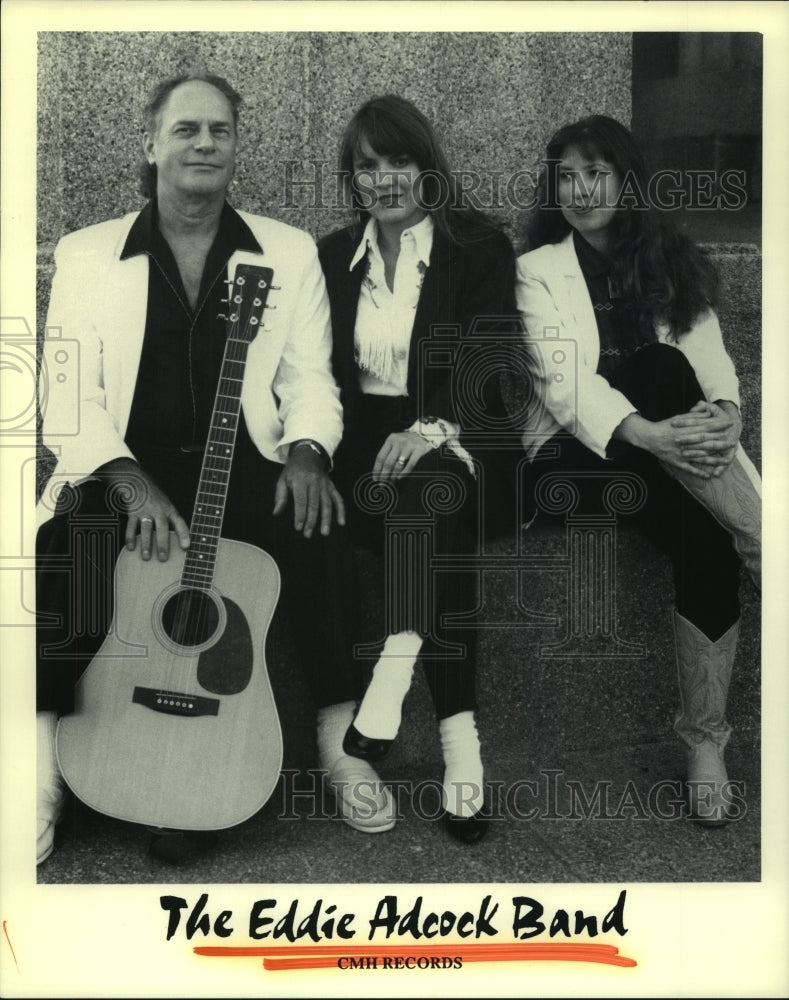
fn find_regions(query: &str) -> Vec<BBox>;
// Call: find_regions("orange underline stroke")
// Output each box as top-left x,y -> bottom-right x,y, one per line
2,921 -> 20,973
194,942 -> 637,969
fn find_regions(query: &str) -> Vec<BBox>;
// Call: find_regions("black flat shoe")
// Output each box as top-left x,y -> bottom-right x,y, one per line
148,828 -> 219,865
443,810 -> 488,845
342,724 -> 394,761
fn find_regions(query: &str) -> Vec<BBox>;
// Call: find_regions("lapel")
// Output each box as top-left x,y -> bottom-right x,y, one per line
99,218 -> 150,438
331,235 -> 366,395
554,233 -> 599,359
407,230 -> 456,392
326,224 -> 455,399
100,223 -> 272,441
95,213 -> 280,444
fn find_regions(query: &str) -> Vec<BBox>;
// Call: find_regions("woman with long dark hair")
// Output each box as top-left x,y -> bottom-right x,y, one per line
516,114 -> 761,826
318,94 -> 517,843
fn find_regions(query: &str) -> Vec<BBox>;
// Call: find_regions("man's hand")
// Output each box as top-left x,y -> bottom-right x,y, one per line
670,400 -> 741,477
97,457 -> 190,561
273,443 -> 346,538
372,431 -> 433,482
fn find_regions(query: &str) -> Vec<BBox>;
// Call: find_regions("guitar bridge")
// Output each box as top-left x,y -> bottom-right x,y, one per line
133,686 -> 219,717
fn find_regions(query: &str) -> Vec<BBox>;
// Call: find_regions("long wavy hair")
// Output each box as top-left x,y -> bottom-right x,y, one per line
526,115 -> 719,339
338,94 -> 500,246
138,73 -> 243,199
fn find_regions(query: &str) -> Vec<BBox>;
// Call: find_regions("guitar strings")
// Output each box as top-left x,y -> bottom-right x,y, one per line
164,275 -> 259,693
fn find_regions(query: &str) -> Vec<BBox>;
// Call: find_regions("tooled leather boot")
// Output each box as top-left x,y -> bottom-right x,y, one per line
672,610 -> 741,827
662,452 -> 761,590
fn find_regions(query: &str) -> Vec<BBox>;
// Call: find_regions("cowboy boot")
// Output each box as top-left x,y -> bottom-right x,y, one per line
662,452 -> 761,590
672,610 -> 740,827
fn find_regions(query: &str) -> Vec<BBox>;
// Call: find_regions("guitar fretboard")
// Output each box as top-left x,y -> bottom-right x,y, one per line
180,265 -> 273,590
182,346 -> 248,588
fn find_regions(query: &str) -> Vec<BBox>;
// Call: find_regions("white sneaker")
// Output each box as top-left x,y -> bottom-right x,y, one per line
323,757 -> 397,834
37,777 -> 67,864
37,711 -> 67,864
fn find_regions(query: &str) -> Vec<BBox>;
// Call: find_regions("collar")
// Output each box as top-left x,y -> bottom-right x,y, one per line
120,200 -> 262,260
349,214 -> 435,272
572,228 -> 612,279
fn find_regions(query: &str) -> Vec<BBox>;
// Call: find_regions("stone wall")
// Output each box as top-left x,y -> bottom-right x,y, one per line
35,31 -> 762,475
37,31 -> 632,256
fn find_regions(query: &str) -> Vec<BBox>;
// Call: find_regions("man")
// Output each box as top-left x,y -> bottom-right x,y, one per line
36,73 -> 395,865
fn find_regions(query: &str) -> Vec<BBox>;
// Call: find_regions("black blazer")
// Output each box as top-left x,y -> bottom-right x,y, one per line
317,223 -> 519,441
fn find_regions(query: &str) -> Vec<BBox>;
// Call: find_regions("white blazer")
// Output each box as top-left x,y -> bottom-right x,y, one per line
38,209 -> 342,522
515,234 -> 758,487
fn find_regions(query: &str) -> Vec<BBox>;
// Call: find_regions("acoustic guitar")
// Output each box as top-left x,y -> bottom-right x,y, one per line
56,264 -> 283,831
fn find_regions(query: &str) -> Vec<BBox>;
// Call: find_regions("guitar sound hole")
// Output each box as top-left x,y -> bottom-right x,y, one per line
161,589 -> 220,647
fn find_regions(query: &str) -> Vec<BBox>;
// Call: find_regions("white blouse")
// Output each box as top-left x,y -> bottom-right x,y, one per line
349,214 -> 433,396
348,215 -> 475,475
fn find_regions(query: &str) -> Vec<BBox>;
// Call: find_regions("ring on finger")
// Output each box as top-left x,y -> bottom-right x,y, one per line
397,456 -> 407,465
140,516 -> 154,524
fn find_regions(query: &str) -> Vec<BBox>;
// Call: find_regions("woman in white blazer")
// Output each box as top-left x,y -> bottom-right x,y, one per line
515,115 -> 761,827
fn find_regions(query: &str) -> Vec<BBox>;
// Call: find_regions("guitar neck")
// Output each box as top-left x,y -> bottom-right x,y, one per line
181,264 -> 274,590
181,341 -> 249,589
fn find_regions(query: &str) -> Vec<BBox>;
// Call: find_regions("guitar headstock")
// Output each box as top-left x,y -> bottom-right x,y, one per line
223,264 -> 275,345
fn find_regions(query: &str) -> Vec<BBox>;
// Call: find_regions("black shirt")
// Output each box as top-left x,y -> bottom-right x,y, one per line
121,200 -> 262,519
573,230 -> 656,381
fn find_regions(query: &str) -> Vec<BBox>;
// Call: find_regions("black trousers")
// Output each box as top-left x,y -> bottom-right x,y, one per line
333,395 -> 479,720
36,418 -> 361,714
530,343 -> 741,641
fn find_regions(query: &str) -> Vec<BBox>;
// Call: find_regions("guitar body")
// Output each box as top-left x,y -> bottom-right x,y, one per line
56,536 -> 283,831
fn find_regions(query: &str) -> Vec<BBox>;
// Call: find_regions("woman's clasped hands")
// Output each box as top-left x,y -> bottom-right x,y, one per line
671,400 -> 741,479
